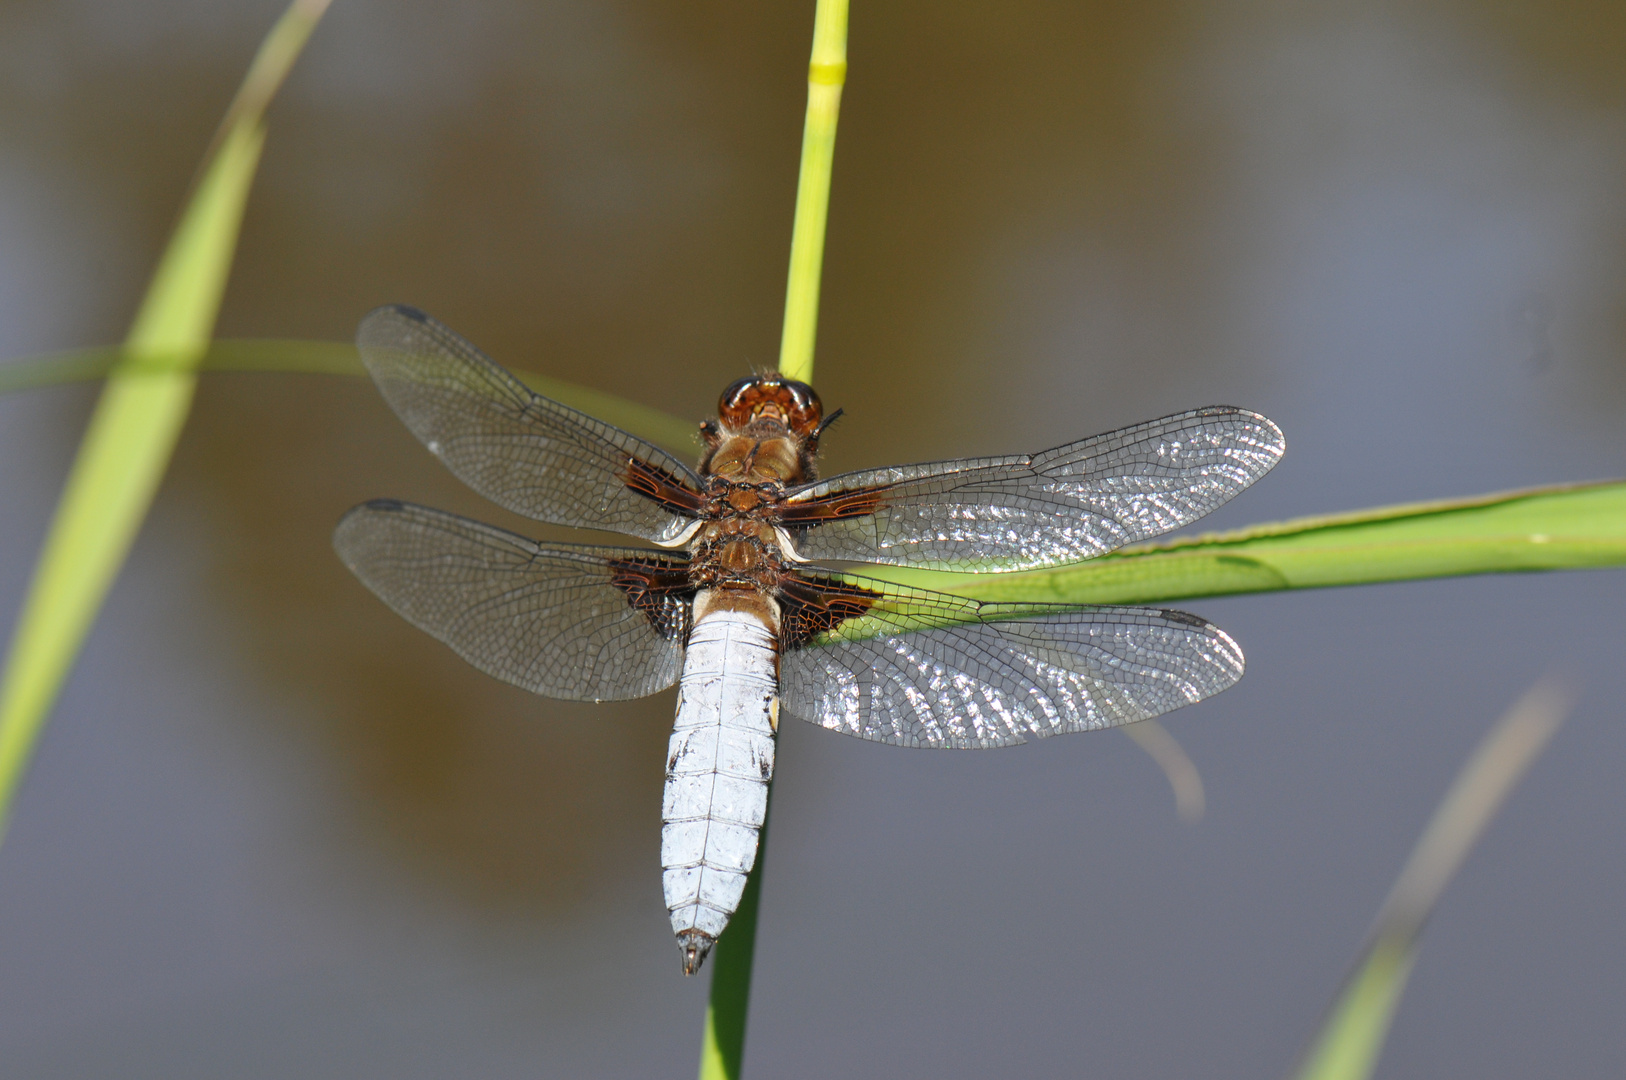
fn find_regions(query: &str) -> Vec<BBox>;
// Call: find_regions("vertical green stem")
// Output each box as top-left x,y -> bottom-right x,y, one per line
696,795 -> 771,1080
777,0 -> 849,385
698,3 -> 849,1077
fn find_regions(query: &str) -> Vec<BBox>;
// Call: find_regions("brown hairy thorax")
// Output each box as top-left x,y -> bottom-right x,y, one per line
690,374 -> 835,631
613,370 -> 879,648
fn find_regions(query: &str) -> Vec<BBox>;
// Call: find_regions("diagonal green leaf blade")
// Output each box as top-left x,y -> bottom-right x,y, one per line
1295,940 -> 1417,1080
864,480 -> 1626,607
1292,679 -> 1569,1080
0,0 -> 331,839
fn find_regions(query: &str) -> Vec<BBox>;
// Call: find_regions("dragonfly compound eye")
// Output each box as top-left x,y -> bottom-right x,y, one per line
717,375 -> 824,436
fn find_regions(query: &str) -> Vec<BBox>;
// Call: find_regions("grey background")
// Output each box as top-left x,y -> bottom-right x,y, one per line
0,1 -> 1622,1076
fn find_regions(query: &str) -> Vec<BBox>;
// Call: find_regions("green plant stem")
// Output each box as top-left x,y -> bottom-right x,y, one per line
701,2 -> 849,1075
0,0 -> 329,842
697,795 -> 771,1080
777,0 -> 848,384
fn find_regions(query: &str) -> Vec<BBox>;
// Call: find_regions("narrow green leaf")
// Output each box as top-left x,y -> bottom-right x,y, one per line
0,0 -> 331,839
864,480 -> 1626,607
0,341 -> 363,392
1295,941 -> 1417,1080
0,340 -> 701,458
1292,679 -> 1569,1080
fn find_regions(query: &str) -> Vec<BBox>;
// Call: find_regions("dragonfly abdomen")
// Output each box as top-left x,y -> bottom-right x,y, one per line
661,601 -> 777,975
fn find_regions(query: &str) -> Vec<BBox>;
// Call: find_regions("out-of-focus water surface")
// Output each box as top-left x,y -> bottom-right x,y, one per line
0,1 -> 1623,1076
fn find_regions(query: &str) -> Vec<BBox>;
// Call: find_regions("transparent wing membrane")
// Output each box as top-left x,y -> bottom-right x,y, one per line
357,305 -> 705,544
344,307 -> 1272,746
782,407 -> 1285,571
779,575 -> 1244,748
333,500 -> 692,701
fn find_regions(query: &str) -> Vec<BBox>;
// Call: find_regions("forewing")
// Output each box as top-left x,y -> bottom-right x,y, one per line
778,574 -> 1244,748
357,305 -> 705,544
333,499 -> 693,701
781,407 -> 1284,570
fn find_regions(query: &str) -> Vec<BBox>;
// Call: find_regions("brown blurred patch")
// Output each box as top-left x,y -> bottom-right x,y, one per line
1465,1 -> 1626,106
167,370 -> 675,912
1457,1 -> 1626,400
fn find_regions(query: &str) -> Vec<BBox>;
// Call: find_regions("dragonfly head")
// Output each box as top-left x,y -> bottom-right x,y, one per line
718,374 -> 823,437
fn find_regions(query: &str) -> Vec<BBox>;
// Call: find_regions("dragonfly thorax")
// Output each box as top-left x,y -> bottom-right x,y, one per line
687,519 -> 791,599
701,430 -> 805,485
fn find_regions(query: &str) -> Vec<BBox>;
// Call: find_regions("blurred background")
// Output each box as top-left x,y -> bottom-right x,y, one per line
0,1 -> 1623,1076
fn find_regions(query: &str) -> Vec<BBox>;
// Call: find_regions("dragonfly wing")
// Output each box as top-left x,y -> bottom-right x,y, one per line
781,407 -> 1284,570
777,574 -> 1243,748
357,305 -> 705,545
334,499 -> 693,701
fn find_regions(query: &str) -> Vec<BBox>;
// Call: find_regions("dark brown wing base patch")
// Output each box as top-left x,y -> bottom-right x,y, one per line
778,573 -> 881,649
778,484 -> 891,524
621,457 -> 708,517
607,556 -> 696,641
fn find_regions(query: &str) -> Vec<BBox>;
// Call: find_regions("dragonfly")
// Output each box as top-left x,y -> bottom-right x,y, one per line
333,305 -> 1285,975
